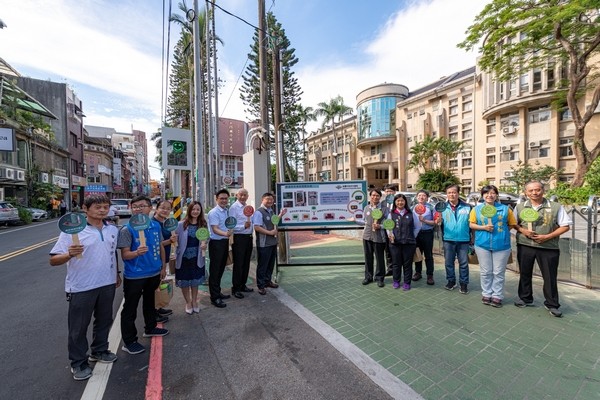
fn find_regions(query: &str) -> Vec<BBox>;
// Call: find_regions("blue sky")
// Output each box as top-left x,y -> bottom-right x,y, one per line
0,0 -> 488,178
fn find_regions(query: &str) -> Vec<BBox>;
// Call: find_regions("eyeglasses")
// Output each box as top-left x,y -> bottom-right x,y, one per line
131,205 -> 151,210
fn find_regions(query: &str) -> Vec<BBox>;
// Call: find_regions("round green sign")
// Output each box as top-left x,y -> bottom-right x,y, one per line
434,202 -> 447,212
171,141 -> 185,153
519,208 -> 540,222
371,209 -> 383,220
196,227 -> 210,240
129,213 -> 151,231
480,205 -> 497,218
383,219 -> 395,230
271,215 -> 281,225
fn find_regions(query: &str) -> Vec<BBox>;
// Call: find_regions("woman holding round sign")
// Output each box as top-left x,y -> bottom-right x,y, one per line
174,201 -> 208,314
385,194 -> 421,291
513,180 -> 571,318
412,190 -> 437,285
468,185 -> 518,307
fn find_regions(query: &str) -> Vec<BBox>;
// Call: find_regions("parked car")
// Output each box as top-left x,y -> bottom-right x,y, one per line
0,201 -> 20,225
580,199 -> 600,214
466,192 -> 519,208
111,199 -> 132,217
26,207 -> 47,221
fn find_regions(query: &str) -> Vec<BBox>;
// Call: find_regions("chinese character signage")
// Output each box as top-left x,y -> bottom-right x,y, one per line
276,180 -> 367,227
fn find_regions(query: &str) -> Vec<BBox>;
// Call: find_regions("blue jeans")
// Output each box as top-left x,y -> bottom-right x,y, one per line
443,241 -> 470,284
474,247 -> 511,300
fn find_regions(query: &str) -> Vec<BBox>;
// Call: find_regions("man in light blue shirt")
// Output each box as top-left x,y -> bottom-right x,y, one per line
229,188 -> 254,298
207,189 -> 232,308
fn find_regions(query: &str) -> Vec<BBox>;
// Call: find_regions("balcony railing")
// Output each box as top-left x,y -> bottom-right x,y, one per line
361,152 -> 389,166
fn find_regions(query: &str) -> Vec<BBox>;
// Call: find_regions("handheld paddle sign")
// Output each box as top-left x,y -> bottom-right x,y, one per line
519,208 -> 540,231
480,204 -> 497,226
196,227 -> 210,256
225,216 -> 237,230
270,215 -> 281,225
383,219 -> 395,230
129,214 -> 151,247
386,194 -> 394,205
58,213 -> 87,259
243,205 -> 254,220
163,217 -> 179,257
434,202 -> 446,225
371,208 -> 383,220
414,203 -> 427,215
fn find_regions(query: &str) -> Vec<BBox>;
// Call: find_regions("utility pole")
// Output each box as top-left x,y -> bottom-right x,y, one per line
211,0 -> 220,192
258,0 -> 271,190
272,46 -> 284,183
192,0 -> 205,205
205,1 -> 214,196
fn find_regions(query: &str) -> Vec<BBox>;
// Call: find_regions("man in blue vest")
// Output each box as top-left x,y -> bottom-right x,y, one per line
435,184 -> 472,294
118,195 -> 168,356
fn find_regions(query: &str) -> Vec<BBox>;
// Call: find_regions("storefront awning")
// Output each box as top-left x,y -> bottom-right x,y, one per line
0,76 -> 57,119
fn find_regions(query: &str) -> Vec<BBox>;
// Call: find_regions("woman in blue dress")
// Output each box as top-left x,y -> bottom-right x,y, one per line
174,201 -> 207,314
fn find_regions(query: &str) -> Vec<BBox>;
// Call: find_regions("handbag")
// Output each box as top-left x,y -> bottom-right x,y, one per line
413,247 -> 423,262
467,246 -> 479,264
155,279 -> 174,308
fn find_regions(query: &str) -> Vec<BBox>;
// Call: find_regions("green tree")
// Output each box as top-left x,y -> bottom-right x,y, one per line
240,11 -> 303,182
314,95 -> 353,180
408,136 -> 463,192
459,1 -> 600,186
284,104 -> 316,179
584,156 -> 600,193
505,160 -> 563,194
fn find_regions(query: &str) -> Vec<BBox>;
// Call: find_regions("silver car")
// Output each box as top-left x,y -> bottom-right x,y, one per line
0,201 -> 20,225
27,207 -> 47,221
111,199 -> 132,217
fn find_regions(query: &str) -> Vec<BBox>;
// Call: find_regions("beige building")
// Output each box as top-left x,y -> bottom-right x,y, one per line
305,65 -> 599,191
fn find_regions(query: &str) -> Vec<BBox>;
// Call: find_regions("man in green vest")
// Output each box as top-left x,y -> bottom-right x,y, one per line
514,181 -> 571,317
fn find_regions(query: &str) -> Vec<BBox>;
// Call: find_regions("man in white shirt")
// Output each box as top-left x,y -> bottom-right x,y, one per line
229,189 -> 255,298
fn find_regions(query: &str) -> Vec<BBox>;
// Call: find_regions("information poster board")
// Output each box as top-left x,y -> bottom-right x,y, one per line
276,180 -> 367,228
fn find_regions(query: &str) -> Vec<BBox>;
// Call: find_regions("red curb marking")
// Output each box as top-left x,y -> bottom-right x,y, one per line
145,323 -> 164,400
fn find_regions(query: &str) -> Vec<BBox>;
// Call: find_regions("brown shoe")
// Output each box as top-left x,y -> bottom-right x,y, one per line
266,281 -> 279,289
412,273 -> 422,281
426,276 -> 434,285
258,288 -> 267,295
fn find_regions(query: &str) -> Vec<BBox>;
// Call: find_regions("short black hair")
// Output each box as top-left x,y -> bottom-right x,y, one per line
215,189 -> 230,198
131,195 -> 151,206
83,194 -> 110,208
261,192 -> 274,199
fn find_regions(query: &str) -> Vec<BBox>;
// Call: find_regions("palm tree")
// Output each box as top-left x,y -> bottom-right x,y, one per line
315,95 -> 353,180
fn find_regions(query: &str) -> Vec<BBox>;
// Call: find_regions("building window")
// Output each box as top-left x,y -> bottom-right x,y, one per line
71,133 -> 78,148
547,63 -> 555,89
449,160 -> 458,168
532,69 -> 542,91
486,155 -> 496,164
499,82 -> 505,100
520,73 -> 529,93
462,158 -> 472,167
500,151 -> 519,162
559,108 -> 572,121
71,159 -> 79,174
357,168 -> 363,179
528,105 -> 551,124
559,138 -> 574,157
509,80 -> 517,97
462,123 -> 472,140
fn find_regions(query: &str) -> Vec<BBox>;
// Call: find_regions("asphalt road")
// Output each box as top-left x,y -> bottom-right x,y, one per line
0,219 -> 395,400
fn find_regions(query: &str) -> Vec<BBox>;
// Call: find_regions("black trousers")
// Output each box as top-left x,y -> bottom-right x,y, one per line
121,275 -> 160,345
414,229 -> 435,276
390,243 -> 416,284
256,245 -> 277,289
68,284 -> 115,368
208,239 -> 229,301
363,240 -> 386,282
232,234 -> 253,292
517,244 -> 561,308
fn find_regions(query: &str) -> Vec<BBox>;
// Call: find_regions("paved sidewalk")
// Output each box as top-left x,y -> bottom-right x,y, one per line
277,234 -> 600,400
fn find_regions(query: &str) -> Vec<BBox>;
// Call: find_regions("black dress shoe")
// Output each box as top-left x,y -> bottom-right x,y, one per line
233,291 -> 244,299
219,293 -> 231,300
377,280 -> 385,288
241,286 -> 254,293
211,298 -> 226,308
362,278 -> 373,285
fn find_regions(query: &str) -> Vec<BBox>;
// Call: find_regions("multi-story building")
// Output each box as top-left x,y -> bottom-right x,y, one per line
83,134 -> 115,198
218,117 -> 247,189
17,77 -> 86,205
132,129 -> 149,194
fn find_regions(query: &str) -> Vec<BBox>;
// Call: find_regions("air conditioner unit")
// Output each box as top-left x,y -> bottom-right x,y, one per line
501,146 -> 510,152
5,168 -> 14,179
41,173 -> 49,183
529,141 -> 540,148
16,170 -> 25,181
502,126 -> 516,135
504,171 -> 514,177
